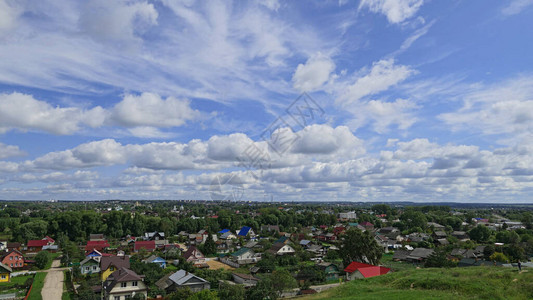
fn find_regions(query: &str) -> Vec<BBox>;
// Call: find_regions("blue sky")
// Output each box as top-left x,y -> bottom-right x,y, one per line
0,0 -> 532,202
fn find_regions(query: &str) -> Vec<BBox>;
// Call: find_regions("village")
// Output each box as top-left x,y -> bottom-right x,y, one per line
0,201 -> 531,300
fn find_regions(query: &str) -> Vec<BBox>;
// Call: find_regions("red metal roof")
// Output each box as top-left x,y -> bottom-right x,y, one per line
134,241 -> 156,251
344,261 -> 391,278
85,240 -> 110,251
27,240 -> 49,247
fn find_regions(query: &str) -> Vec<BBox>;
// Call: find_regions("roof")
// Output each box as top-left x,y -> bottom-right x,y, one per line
0,262 -> 12,273
238,226 -> 252,236
182,245 -> 204,260
169,269 -> 208,286
134,240 -> 156,251
231,247 -> 252,257
100,256 -> 130,270
233,273 -> 259,281
143,255 -> 165,263
344,261 -> 390,278
360,221 -> 374,226
104,268 -> 144,292
43,236 -> 55,243
392,250 -> 410,260
408,248 -> 434,259
85,240 -> 110,251
27,240 -> 49,247
219,229 -> 230,234
275,236 -> 289,244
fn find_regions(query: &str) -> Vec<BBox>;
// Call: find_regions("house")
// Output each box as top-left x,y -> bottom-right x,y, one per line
144,232 -> 165,241
433,231 -> 447,239
216,240 -> 233,254
318,233 -> 336,242
85,240 -> 110,253
406,248 -> 435,263
237,226 -> 256,238
80,257 -> 101,275
0,262 -> 12,282
267,242 -> 295,256
427,222 -> 445,229
43,236 -> 55,244
134,241 -> 156,252
100,256 -> 131,281
6,243 -> 21,251
275,236 -> 290,245
219,230 -> 236,240
378,227 -> 399,235
232,273 -> 260,286
451,249 -> 478,259
182,246 -> 205,263
392,250 -> 411,261
26,240 -> 51,252
359,221 -> 374,231
452,231 -> 469,240
344,261 -> 390,280
299,240 -> 312,247
86,249 -> 111,260
230,248 -> 256,264
338,211 -> 357,220
0,242 -> 6,251
89,234 -> 105,241
155,270 -> 210,293
143,255 -> 166,268
317,262 -> 339,281
1,250 -> 24,269
261,225 -> 280,233
103,268 -> 148,300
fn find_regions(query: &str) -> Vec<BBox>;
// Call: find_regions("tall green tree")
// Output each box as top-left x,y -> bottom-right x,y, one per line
339,228 -> 383,265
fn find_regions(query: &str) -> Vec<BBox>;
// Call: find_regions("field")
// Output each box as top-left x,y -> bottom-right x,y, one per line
304,267 -> 533,300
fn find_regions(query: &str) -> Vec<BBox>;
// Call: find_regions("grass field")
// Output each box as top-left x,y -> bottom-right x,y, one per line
27,272 -> 47,300
304,267 -> 533,300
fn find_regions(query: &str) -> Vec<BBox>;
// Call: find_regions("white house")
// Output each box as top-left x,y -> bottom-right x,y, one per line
267,242 -> 295,256
103,268 -> 148,300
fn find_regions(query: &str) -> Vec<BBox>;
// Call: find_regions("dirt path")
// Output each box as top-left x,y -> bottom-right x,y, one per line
41,260 -> 64,300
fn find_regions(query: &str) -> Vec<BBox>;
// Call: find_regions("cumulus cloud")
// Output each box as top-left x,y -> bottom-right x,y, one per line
0,92 -> 204,137
292,53 -> 335,92
359,0 -> 424,24
0,92 -> 106,135
112,93 -> 203,128
0,143 -> 25,159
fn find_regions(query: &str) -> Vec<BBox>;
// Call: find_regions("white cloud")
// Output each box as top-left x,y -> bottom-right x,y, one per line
0,143 -> 25,159
0,92 -> 204,137
359,0 -> 424,24
0,92 -> 106,135
112,93 -> 203,128
439,75 -> 533,144
79,0 -> 158,46
292,53 -> 335,92
258,0 -> 280,11
502,0 -> 533,16
0,0 -> 22,35
339,59 -> 415,106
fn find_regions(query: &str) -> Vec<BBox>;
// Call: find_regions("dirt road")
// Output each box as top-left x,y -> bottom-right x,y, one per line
41,260 -> 64,300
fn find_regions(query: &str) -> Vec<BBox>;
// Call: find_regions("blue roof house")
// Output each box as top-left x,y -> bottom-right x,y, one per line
237,226 -> 256,238
143,255 -> 167,268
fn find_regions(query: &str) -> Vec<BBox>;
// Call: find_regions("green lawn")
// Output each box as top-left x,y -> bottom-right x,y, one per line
305,266 -> 533,300
27,272 -> 47,300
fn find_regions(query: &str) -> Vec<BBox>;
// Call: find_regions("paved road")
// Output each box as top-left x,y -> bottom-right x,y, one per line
41,260 -> 64,300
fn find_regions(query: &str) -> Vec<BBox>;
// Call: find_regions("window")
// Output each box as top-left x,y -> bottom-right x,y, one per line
93,266 -> 97,270
1,275 -> 5,279
132,281 -> 138,287
85,267 -> 89,271
114,297 -> 120,300
110,267 -> 115,271
121,282 -> 127,288
10,257 -> 12,260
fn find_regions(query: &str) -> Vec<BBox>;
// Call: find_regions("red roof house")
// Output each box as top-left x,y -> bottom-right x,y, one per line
85,240 -> 111,252
27,240 -> 50,252
344,261 -> 390,280
134,241 -> 156,252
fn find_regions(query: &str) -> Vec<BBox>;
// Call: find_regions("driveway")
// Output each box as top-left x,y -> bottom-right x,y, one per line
41,260 -> 64,300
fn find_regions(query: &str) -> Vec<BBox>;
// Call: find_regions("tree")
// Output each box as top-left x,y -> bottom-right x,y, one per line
35,251 -> 51,269
468,225 -> 492,242
339,228 -> 383,265
218,282 -> 245,300
203,233 -> 217,256
270,270 -> 297,296
424,250 -> 455,268
490,252 -> 509,263
483,245 -> 495,258
187,290 -> 218,300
